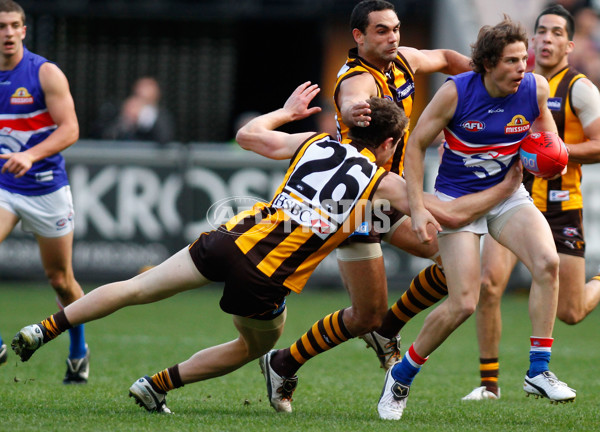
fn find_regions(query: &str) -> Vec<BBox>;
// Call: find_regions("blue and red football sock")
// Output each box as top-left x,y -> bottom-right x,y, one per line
528,336 -> 553,377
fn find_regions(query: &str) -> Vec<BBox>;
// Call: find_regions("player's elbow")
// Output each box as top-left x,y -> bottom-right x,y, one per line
235,129 -> 253,150
437,212 -> 463,229
64,121 -> 79,145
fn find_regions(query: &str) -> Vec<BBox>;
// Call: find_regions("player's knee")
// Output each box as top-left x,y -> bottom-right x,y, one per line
531,251 -> 560,283
46,270 -> 81,302
556,308 -> 584,326
448,297 -> 477,324
479,276 -> 503,306
247,343 -> 272,360
458,301 -> 477,319
345,307 -> 385,335
47,270 -> 68,292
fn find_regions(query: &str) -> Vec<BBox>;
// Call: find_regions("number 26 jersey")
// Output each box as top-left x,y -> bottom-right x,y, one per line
224,133 -> 388,293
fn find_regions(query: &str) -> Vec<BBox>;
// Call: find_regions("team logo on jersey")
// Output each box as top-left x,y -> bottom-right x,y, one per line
311,218 -> 331,234
547,97 -> 562,111
563,227 -> 580,238
461,120 -> 485,132
549,190 -> 569,202
10,87 -> 34,105
504,115 -> 530,134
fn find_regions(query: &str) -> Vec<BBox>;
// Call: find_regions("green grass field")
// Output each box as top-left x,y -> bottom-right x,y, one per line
0,283 -> 598,431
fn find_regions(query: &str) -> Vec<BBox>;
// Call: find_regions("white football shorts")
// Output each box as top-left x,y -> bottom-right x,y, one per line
0,185 -> 75,238
434,184 -> 533,238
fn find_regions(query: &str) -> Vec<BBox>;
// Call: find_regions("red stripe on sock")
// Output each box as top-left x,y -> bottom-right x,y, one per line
408,344 -> 428,365
530,337 -> 553,348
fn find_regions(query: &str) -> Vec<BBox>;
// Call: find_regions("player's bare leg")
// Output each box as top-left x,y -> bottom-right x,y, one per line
378,231 -> 481,420
338,254 -> 389,335
494,207 -> 575,402
178,314 -> 285,381
556,254 -> 600,324
12,248 -> 211,361
129,312 -> 286,414
0,207 -> 18,364
463,235 -> 518,400
37,232 -> 90,383
495,207 -> 559,338
0,207 -> 19,241
412,231 -> 482,357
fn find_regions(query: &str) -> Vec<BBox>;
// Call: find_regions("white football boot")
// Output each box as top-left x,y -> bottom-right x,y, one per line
11,324 -> 46,362
259,350 -> 298,413
523,370 -> 576,403
462,386 -> 500,401
129,376 -> 172,413
377,367 -> 410,420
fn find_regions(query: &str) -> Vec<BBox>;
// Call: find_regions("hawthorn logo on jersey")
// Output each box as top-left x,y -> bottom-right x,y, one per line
461,120 -> 485,132
10,87 -> 34,105
504,115 -> 530,134
547,97 -> 562,111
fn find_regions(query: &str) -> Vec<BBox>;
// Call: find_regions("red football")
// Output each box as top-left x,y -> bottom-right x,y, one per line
519,132 -> 568,179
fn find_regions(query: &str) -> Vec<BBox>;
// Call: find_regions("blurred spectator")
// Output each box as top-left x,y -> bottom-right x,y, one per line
569,7 -> 600,85
95,77 -> 175,144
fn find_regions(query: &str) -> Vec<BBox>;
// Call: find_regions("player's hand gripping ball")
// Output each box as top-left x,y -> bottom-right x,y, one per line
519,132 -> 568,179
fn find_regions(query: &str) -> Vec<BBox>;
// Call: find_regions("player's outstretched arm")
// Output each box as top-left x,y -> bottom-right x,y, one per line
399,47 -> 471,76
375,162 -> 522,230
424,161 -> 523,228
236,81 -> 322,160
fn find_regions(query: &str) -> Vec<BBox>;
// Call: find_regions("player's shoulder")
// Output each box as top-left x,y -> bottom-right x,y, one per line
397,46 -> 421,66
531,72 -> 550,95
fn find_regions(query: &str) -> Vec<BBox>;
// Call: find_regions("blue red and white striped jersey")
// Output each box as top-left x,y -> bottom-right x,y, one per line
0,47 -> 69,196
435,71 -> 539,198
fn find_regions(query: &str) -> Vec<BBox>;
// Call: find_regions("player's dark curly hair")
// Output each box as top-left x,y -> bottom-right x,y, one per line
470,15 -> 528,74
535,4 -> 575,40
348,97 -> 408,149
350,0 -> 396,33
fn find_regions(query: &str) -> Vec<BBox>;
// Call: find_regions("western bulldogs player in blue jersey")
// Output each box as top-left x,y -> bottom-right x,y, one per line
0,0 -> 89,383
378,16 -> 576,420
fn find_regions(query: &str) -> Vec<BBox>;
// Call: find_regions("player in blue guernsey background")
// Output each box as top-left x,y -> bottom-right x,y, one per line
378,16 -> 576,420
0,0 -> 89,383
